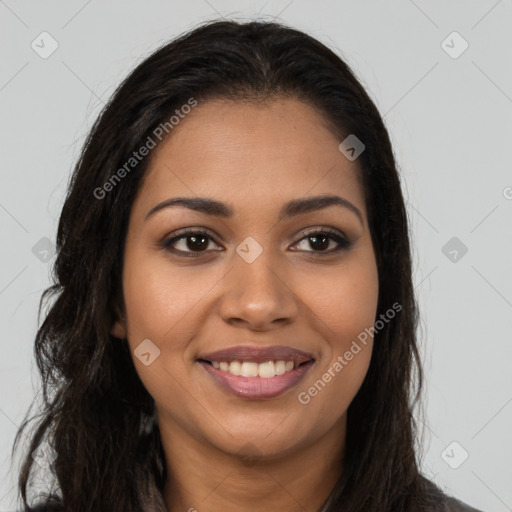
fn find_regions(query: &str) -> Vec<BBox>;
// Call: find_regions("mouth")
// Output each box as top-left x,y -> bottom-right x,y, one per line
196,345 -> 315,399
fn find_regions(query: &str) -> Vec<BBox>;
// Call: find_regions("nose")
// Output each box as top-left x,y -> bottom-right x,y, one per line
218,247 -> 299,331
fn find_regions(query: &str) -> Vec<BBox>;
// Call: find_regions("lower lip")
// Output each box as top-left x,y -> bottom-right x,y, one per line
198,360 -> 315,399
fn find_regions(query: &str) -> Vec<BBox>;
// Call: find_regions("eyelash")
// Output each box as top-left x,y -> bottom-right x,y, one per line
161,227 -> 351,258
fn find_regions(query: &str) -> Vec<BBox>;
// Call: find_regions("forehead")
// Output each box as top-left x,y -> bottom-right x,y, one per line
136,98 -> 365,218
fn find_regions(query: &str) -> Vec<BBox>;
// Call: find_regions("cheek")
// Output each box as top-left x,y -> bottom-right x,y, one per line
297,252 -> 378,411
306,249 -> 379,349
119,248 -> 227,409
327,276 -> 378,349
122,249 -> 222,342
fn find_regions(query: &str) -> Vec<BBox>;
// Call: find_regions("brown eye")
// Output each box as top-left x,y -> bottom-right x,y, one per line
182,233 -> 210,251
293,229 -> 351,255
162,229 -> 221,256
305,233 -> 331,251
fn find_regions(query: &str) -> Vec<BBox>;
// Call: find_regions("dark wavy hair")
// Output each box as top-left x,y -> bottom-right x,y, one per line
13,18 -> 450,512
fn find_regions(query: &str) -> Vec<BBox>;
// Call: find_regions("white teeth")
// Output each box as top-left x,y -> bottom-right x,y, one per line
229,361 -> 242,375
241,362 -> 259,377
212,359 -> 302,377
258,361 -> 275,378
274,360 -> 286,375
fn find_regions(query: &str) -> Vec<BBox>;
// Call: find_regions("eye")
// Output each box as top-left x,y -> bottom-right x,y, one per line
161,226 -> 351,258
161,228 -> 222,257
292,227 -> 351,255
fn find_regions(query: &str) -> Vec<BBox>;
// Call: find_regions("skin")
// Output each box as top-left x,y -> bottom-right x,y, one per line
111,97 -> 379,512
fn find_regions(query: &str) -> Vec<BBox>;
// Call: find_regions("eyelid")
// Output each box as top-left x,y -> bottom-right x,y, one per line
294,225 -> 348,242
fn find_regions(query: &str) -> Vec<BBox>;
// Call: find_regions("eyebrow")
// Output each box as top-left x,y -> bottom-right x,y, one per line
145,194 -> 364,225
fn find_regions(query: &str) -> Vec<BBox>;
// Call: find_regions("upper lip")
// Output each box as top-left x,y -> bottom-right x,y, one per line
197,345 -> 315,364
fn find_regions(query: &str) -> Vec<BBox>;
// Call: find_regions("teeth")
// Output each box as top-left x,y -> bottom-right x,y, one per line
258,361 -> 274,378
241,362 -> 259,377
211,360 -> 302,377
229,361 -> 242,375
275,360 -> 286,375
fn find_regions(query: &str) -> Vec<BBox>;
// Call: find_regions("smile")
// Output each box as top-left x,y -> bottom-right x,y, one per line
197,359 -> 315,399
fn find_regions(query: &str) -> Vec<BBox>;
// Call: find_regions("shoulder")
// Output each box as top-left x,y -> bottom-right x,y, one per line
443,495 -> 485,512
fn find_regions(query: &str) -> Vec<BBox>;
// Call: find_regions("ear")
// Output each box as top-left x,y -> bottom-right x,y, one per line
111,318 -> 127,339
111,290 -> 127,339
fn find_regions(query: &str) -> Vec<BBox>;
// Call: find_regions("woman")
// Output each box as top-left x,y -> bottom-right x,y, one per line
13,19 -> 483,512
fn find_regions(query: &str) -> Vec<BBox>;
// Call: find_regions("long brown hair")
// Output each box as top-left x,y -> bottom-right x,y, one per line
14,19 -> 449,512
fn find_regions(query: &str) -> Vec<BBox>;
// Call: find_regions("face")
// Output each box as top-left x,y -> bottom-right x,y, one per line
112,97 -> 379,459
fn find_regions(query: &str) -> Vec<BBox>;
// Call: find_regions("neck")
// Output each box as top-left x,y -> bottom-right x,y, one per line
160,414 -> 345,512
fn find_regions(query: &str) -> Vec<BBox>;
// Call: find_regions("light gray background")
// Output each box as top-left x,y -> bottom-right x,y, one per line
1,1 -> 511,511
